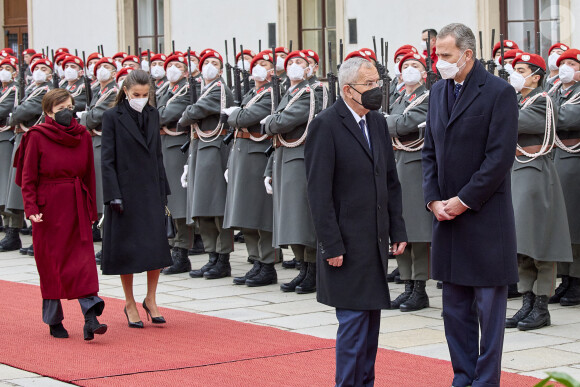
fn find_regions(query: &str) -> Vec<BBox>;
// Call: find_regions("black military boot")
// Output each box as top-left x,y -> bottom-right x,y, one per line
188,234 -> 205,255
0,227 -> 22,252
189,252 -> 219,278
234,231 -> 245,243
518,295 -> 550,331
505,291 -> 535,328
560,277 -> 580,306
20,225 -> 32,236
83,307 -> 107,341
386,267 -> 400,283
246,263 -> 277,287
92,222 -> 102,242
95,250 -> 102,265
49,322 -> 69,339
296,262 -> 316,294
400,280 -> 429,312
282,258 -> 297,269
20,245 -> 31,255
204,253 -> 231,279
390,280 -> 414,309
280,261 -> 308,292
507,283 -> 522,299
27,245 -> 34,256
549,275 -> 569,304
162,248 -> 192,275
233,261 -> 262,285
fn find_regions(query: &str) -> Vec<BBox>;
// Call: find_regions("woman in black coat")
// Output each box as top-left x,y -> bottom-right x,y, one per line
101,70 -> 172,328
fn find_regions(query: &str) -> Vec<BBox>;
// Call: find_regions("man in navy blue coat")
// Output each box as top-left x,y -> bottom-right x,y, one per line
422,23 -> 518,387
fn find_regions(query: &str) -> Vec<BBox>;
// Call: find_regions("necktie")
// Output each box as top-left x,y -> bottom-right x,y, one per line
359,119 -> 371,149
454,83 -> 462,99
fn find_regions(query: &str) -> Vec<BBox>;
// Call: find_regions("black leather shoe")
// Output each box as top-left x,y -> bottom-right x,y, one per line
233,261 -> 262,285
124,307 -> 144,328
280,262 -> 307,292
49,323 -> 69,338
506,291 -> 535,328
84,309 -> 107,340
27,245 -> 34,256
518,295 -> 550,330
296,262 -> 316,294
19,246 -> 29,255
0,227 -> 22,252
95,250 -> 102,265
400,280 -> 429,312
190,252 -> 219,278
92,222 -> 102,242
143,299 -> 166,324
549,275 -> 569,304
204,253 -> 231,279
188,234 -> 205,255
560,277 -> 580,306
246,263 -> 277,287
390,280 -> 414,309
19,225 -> 32,235
386,267 -> 400,283
282,258 -> 297,269
162,248 -> 191,275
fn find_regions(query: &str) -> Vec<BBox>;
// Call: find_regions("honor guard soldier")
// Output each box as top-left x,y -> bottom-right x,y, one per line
112,52 -> 128,71
550,48 -> 580,306
140,50 -> 151,71
501,49 -> 523,74
178,50 -> 235,279
0,49 -> 11,61
54,53 -> 70,88
156,53 -> 195,274
387,45 -> 418,112
302,49 -> 329,110
87,52 -> 104,94
4,58 -> 54,254
387,52 -> 432,311
187,50 -> 203,98
61,56 -> 88,113
27,53 -> 45,87
263,50 -> 321,294
122,55 -> 141,70
222,50 -> 281,286
546,43 -> 569,93
492,40 -> 519,66
22,48 -> 36,84
79,57 -> 118,263
115,66 -> 134,88
274,47 -> 290,93
150,53 -> 168,93
421,28 -> 438,72
505,53 -> 572,330
0,57 -> 22,252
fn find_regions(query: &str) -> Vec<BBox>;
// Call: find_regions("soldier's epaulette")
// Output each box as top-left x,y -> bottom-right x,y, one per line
257,86 -> 265,94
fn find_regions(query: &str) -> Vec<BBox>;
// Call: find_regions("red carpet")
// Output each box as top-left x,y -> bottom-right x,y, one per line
0,280 -> 541,386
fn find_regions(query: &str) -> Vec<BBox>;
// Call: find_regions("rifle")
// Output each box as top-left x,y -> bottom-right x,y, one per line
425,30 -> 438,90
172,40 -> 175,55
264,45 -> 281,157
327,41 -> 337,106
147,49 -> 156,107
258,39 -> 262,52
240,44 -> 251,95
224,40 -> 233,89
81,51 -> 93,110
74,49 -> 78,57
51,49 -> 59,89
479,31 -> 486,68
382,41 -> 391,113
231,38 -> 243,106
127,45 -> 131,55
498,34 -> 509,81
339,39 -> 344,69
181,48 -> 201,153
17,44 -> 25,104
526,31 -> 531,53
100,45 -> 104,56
535,31 -> 541,55
289,40 -> 293,52
487,29 -> 497,74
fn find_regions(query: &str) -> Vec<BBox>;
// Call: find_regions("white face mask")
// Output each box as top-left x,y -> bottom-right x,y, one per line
151,65 -> 165,80
393,64 -> 402,77
494,57 -> 501,67
166,65 -> 183,83
504,63 -> 514,75
141,60 -> 149,72
287,63 -> 305,81
436,51 -> 467,80
237,59 -> 250,71
0,69 -> 13,83
56,65 -> 65,78
87,64 -> 95,80
548,52 -> 560,71
559,64 -> 579,84
202,63 -> 219,81
32,69 -> 47,83
96,66 -> 112,82
64,67 -> 79,81
189,62 -> 198,74
306,65 -> 315,78
401,66 -> 423,86
127,95 -> 148,113
420,41 -> 427,52
509,69 -> 539,92
251,64 -> 268,82
275,56 -> 285,71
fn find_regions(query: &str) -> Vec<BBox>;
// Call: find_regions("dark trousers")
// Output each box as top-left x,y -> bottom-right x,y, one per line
335,308 -> 381,387
42,296 -> 104,325
442,283 -> 507,387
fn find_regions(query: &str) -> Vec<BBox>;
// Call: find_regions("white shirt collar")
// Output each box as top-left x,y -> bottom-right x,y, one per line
344,99 -> 365,124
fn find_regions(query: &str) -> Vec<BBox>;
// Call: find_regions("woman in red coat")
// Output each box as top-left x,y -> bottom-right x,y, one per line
15,89 -> 107,340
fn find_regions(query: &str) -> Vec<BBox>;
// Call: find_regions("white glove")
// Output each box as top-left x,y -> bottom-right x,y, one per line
76,111 -> 84,119
264,176 -> 273,195
224,169 -> 229,183
418,121 -> 427,129
222,106 -> 240,116
260,115 -> 271,125
180,165 -> 188,188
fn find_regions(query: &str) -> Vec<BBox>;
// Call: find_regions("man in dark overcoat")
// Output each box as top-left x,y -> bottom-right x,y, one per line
422,23 -> 518,387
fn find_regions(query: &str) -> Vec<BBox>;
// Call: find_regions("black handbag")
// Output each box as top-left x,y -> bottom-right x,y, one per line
165,206 -> 176,239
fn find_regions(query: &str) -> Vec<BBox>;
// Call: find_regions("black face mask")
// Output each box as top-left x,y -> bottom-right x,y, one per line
54,109 -> 74,127
350,86 -> 383,111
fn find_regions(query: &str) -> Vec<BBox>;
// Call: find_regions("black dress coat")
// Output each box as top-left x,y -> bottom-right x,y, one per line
422,60 -> 519,287
305,98 -> 407,311
100,101 -> 172,275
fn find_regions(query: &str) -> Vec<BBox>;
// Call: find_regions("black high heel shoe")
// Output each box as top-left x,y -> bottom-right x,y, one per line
142,299 -> 166,324
124,306 -> 144,328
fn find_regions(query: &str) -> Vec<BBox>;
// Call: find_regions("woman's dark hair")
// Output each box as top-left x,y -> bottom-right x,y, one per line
42,88 -> 74,115
114,69 -> 153,106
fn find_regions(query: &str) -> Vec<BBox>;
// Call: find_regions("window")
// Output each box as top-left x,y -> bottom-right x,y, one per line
501,0 -> 560,57
134,0 -> 164,54
298,0 -> 336,78
4,0 -> 28,54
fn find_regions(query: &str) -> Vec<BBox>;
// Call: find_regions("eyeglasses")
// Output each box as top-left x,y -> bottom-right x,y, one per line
349,80 -> 383,88
56,106 -> 75,112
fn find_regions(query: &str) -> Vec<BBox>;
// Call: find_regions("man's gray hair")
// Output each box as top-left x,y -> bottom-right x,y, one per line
438,23 -> 476,54
338,57 -> 375,98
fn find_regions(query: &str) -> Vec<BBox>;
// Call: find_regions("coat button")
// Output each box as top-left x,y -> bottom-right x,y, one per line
378,238 -> 382,243
377,205 -> 381,211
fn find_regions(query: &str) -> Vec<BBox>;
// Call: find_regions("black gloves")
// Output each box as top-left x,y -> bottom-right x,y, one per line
110,199 -> 124,214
